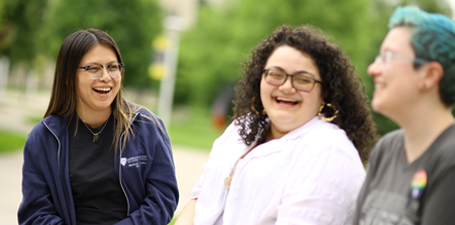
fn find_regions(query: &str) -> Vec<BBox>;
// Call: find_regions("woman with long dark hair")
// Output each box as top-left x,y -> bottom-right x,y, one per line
18,29 -> 179,224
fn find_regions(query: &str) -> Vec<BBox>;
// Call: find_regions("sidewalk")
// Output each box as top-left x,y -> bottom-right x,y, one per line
0,89 -> 209,224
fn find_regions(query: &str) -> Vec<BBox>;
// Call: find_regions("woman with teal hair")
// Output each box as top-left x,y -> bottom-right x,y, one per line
353,6 -> 455,224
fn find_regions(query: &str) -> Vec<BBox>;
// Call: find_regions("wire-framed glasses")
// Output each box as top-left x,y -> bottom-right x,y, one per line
263,68 -> 322,92
78,62 -> 124,79
374,51 -> 429,67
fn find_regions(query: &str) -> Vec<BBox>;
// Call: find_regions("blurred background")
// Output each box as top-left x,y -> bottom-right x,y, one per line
0,0 -> 453,148
0,0 -> 453,224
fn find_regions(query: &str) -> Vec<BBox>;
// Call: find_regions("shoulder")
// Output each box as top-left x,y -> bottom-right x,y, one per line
426,125 -> 455,173
29,114 -> 66,138
291,120 -> 364,170
299,119 -> 356,152
132,105 -> 164,128
370,129 -> 404,160
213,119 -> 245,146
25,114 -> 66,155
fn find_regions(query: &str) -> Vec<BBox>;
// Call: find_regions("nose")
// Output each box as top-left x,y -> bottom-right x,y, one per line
99,66 -> 111,82
367,60 -> 381,77
278,76 -> 296,93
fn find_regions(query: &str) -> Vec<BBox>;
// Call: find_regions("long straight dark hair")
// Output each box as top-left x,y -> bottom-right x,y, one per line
45,28 -> 159,153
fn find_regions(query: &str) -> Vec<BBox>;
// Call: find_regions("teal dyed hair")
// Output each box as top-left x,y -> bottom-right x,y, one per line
389,6 -> 455,106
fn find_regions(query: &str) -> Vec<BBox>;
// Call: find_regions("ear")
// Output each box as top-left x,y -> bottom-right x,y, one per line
420,61 -> 443,90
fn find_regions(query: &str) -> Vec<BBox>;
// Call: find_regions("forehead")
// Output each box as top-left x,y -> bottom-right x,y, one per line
265,45 -> 320,78
381,26 -> 415,55
80,44 -> 117,64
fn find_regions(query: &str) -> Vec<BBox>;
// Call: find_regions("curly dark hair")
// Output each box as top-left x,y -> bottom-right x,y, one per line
233,25 -> 377,163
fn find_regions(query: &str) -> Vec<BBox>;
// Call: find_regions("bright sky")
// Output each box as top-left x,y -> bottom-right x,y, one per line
448,0 -> 455,19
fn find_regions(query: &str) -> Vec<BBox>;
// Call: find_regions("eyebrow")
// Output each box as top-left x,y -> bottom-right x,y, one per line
83,60 -> 118,65
265,66 -> 316,76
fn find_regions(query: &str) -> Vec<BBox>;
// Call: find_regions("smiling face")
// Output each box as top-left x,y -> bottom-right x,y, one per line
368,26 -> 422,120
260,45 -> 323,139
76,44 -> 121,118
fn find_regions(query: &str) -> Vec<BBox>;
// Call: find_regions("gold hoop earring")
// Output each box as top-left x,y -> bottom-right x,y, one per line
251,96 -> 260,115
318,103 -> 339,122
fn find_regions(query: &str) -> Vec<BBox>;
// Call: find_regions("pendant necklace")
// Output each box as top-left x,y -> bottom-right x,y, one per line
80,112 -> 111,143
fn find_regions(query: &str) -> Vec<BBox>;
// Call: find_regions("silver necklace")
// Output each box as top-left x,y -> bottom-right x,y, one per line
80,112 -> 111,143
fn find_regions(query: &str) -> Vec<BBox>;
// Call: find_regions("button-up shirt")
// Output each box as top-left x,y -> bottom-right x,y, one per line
190,116 -> 365,225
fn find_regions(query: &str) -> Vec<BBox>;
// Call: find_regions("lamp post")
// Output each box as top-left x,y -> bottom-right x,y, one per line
157,16 -> 185,127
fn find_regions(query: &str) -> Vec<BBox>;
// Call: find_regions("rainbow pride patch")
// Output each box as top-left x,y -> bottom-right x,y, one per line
410,169 -> 427,199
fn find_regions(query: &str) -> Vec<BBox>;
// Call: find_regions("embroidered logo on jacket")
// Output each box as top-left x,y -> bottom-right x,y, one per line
120,155 -> 147,167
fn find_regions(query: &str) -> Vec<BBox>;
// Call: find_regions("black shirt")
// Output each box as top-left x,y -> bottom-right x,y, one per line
69,115 -> 127,225
353,125 -> 455,225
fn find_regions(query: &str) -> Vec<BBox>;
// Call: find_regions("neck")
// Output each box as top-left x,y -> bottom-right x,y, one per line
397,103 -> 454,163
78,108 -> 112,128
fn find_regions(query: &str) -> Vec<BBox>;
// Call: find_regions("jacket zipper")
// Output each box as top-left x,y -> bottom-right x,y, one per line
43,121 -> 75,225
118,112 -> 140,217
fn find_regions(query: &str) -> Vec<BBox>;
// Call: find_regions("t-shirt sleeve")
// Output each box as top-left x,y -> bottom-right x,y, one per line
352,139 -> 382,225
421,165 -> 455,224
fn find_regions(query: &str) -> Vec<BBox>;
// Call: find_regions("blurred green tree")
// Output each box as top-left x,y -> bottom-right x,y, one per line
175,0 -> 451,136
0,0 -> 163,88
0,0 -> 49,69
175,0 -> 373,108
45,0 -> 163,88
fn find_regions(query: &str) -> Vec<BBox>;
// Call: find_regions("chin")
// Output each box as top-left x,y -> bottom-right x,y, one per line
371,98 -> 385,114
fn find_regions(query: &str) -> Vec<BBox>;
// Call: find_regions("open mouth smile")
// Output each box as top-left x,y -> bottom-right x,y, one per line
93,87 -> 112,94
276,97 -> 299,105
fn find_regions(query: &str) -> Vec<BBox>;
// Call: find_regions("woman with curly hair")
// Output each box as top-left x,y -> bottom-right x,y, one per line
175,24 -> 377,225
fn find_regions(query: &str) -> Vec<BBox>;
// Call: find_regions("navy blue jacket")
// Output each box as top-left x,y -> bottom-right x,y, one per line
18,108 -> 179,224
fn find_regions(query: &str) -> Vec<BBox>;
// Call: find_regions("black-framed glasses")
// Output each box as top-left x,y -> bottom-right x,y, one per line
263,68 -> 322,92
78,63 -> 124,79
374,51 -> 429,67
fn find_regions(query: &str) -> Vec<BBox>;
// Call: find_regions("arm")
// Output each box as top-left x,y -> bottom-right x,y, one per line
18,133 -> 65,225
421,166 -> 455,224
115,118 -> 179,225
174,199 -> 197,225
276,146 -> 365,225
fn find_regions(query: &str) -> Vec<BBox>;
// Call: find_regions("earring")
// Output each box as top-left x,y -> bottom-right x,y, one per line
251,96 -> 260,115
318,103 -> 339,122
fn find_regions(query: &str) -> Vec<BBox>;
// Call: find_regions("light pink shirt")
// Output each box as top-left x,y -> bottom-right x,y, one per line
191,117 -> 365,225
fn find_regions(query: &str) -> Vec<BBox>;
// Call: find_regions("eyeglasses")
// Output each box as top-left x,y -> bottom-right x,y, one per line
78,62 -> 124,79
263,68 -> 322,92
374,52 -> 428,67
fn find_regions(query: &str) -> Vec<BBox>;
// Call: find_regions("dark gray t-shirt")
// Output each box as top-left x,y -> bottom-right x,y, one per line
353,125 -> 455,225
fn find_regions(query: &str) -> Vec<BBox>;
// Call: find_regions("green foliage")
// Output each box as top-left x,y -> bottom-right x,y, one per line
0,129 -> 26,153
0,0 -> 163,89
45,0 -> 163,88
175,0 -> 374,107
0,0 -> 49,68
176,0 -> 452,136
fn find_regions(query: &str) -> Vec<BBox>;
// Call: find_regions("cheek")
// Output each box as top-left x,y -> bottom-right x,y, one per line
303,91 -> 323,110
114,77 -> 122,91
260,80 -> 273,103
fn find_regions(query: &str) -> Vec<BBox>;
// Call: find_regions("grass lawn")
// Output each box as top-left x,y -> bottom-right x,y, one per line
168,106 -> 225,151
0,129 -> 27,153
